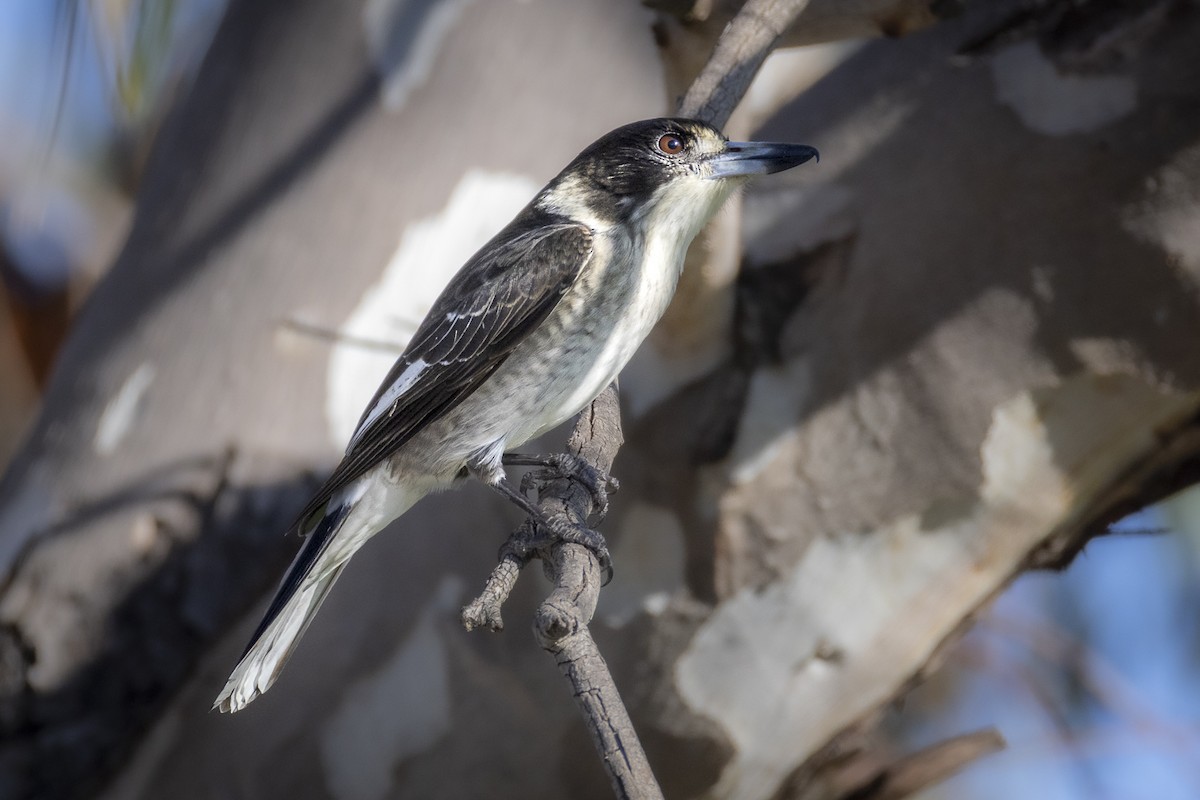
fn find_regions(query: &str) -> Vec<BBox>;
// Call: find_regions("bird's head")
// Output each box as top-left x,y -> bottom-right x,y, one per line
537,117 -> 818,233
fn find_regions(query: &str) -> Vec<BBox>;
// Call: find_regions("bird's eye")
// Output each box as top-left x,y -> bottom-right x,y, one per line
657,133 -> 685,155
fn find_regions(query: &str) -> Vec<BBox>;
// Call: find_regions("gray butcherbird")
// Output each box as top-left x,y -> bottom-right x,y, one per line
215,117 -> 817,712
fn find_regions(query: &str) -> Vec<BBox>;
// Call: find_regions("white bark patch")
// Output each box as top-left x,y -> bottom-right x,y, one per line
676,374 -> 1200,800
1122,142 -> 1200,286
621,336 -> 724,420
320,575 -> 463,800
727,359 -> 813,486
597,503 -> 686,627
325,170 -> 537,448
363,0 -> 478,112
990,41 -> 1136,136
93,363 -> 155,456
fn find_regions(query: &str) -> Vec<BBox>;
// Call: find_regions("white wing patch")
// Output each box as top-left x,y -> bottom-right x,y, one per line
346,358 -> 428,452
445,307 -> 485,323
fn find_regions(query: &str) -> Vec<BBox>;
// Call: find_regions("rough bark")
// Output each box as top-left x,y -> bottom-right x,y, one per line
0,1 -> 1197,799
627,2 -> 1200,797
525,388 -> 664,800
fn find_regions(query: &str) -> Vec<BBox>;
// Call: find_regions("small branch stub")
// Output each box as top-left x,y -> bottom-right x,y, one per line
460,550 -> 523,632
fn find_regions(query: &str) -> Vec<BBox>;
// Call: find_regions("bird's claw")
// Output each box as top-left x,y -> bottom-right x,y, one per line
545,515 -> 613,585
499,521 -> 538,563
514,453 -> 619,523
499,517 -> 613,585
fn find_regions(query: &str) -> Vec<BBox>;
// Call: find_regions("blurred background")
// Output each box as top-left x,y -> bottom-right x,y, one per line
0,0 -> 224,461
1,2 -> 1199,799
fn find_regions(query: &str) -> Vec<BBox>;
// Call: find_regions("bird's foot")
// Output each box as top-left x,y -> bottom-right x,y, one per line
545,515 -> 613,584
501,516 -> 613,585
504,452 -> 619,523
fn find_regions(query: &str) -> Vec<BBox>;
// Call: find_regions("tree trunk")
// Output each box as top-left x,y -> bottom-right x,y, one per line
1,0 -> 1198,799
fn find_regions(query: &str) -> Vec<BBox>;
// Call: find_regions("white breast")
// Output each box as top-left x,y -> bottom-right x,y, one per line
452,174 -> 736,452
548,214 -> 693,421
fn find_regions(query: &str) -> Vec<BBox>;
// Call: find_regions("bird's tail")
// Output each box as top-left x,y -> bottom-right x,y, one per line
213,502 -> 356,713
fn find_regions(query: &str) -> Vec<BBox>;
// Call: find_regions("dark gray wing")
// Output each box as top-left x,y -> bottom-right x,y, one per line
234,219 -> 591,665
293,219 -> 593,527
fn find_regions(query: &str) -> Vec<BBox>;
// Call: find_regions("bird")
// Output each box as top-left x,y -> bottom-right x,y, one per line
215,117 -> 818,712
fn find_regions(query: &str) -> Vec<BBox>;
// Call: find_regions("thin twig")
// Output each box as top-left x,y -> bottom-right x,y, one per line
278,316 -> 408,353
530,388 -> 662,800
852,729 -> 1005,800
536,574 -> 664,800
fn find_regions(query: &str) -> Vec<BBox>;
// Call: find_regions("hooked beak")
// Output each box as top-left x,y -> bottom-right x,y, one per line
708,141 -> 819,178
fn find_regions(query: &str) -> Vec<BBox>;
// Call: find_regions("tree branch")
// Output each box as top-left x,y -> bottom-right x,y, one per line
530,389 -> 660,799
677,0 -> 813,127
775,728 -> 1006,800
464,386 -> 661,796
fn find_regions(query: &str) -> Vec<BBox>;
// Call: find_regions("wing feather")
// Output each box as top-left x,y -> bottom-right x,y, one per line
295,219 -> 593,529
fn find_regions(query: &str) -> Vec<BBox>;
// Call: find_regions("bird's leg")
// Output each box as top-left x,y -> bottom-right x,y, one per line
469,459 -> 613,584
502,452 -> 619,523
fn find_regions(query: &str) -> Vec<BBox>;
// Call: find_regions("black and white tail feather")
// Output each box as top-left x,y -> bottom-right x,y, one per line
213,501 -> 354,712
